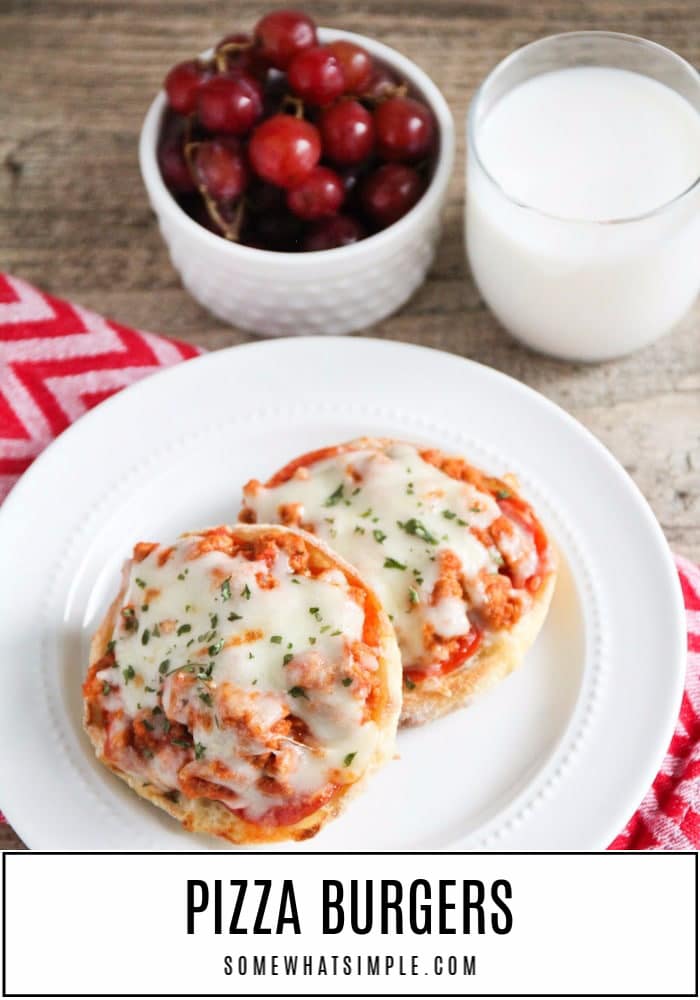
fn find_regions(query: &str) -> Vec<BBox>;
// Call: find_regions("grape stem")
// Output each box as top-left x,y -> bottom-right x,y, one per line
363,81 -> 408,104
183,141 -> 245,242
215,39 -> 255,74
281,94 -> 305,119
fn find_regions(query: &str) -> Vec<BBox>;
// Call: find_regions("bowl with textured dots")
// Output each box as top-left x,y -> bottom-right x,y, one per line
139,27 -> 455,337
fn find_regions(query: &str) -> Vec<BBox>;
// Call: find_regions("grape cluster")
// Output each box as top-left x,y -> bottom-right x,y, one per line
158,8 -> 438,252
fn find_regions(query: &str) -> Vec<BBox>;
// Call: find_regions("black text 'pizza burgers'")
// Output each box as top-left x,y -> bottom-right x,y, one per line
83,524 -> 401,844
240,439 -> 557,726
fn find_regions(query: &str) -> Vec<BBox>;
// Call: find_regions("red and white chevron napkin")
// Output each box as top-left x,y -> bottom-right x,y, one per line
0,272 -> 698,849
0,274 -> 200,501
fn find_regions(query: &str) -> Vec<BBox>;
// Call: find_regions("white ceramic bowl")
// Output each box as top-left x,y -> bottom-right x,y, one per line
139,27 -> 455,336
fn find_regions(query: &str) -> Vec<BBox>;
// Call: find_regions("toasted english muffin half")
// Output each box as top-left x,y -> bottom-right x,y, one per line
83,524 -> 401,844
240,438 -> 557,726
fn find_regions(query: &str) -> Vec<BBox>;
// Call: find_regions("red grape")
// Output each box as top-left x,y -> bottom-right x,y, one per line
158,142 -> 195,194
303,214 -> 365,251
197,74 -> 264,135
339,166 -> 363,196
164,60 -> 211,115
288,46 -> 345,105
320,99 -> 375,165
191,138 -> 248,201
287,166 -> 344,219
254,9 -> 317,70
374,97 -> 435,162
157,115 -> 195,193
360,163 -> 423,226
262,68 -> 289,117
327,40 -> 373,93
249,114 -> 321,188
338,163 -> 373,214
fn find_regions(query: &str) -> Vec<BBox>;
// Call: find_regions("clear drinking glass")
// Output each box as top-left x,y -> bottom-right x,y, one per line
466,32 -> 700,361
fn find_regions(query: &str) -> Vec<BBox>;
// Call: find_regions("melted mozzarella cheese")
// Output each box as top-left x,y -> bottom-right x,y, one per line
245,443 -> 508,666
498,518 -> 540,581
424,596 -> 471,639
101,532 -> 379,819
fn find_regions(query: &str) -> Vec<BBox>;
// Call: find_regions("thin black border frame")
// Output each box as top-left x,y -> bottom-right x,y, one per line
2,851 -> 698,999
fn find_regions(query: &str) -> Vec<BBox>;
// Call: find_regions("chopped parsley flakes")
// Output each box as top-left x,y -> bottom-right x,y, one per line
397,518 -> 438,544
384,557 -> 407,570
324,484 -> 345,507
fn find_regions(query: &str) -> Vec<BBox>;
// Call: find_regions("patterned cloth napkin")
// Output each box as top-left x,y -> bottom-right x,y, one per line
1,272 -> 698,849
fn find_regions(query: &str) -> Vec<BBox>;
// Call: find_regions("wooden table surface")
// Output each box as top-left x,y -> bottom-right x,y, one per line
1,0 -> 699,849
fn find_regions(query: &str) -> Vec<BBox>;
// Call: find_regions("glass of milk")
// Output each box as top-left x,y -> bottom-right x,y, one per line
466,33 -> 700,361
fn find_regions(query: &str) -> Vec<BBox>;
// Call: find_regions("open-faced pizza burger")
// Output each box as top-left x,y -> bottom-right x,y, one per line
240,439 -> 557,726
83,524 -> 401,844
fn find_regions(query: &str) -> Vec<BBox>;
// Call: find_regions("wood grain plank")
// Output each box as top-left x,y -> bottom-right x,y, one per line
1,0 -> 698,851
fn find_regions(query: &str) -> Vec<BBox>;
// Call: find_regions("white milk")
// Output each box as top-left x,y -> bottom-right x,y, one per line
467,66 -> 700,360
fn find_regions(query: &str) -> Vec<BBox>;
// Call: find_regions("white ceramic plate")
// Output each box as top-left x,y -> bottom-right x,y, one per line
0,337 -> 685,851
